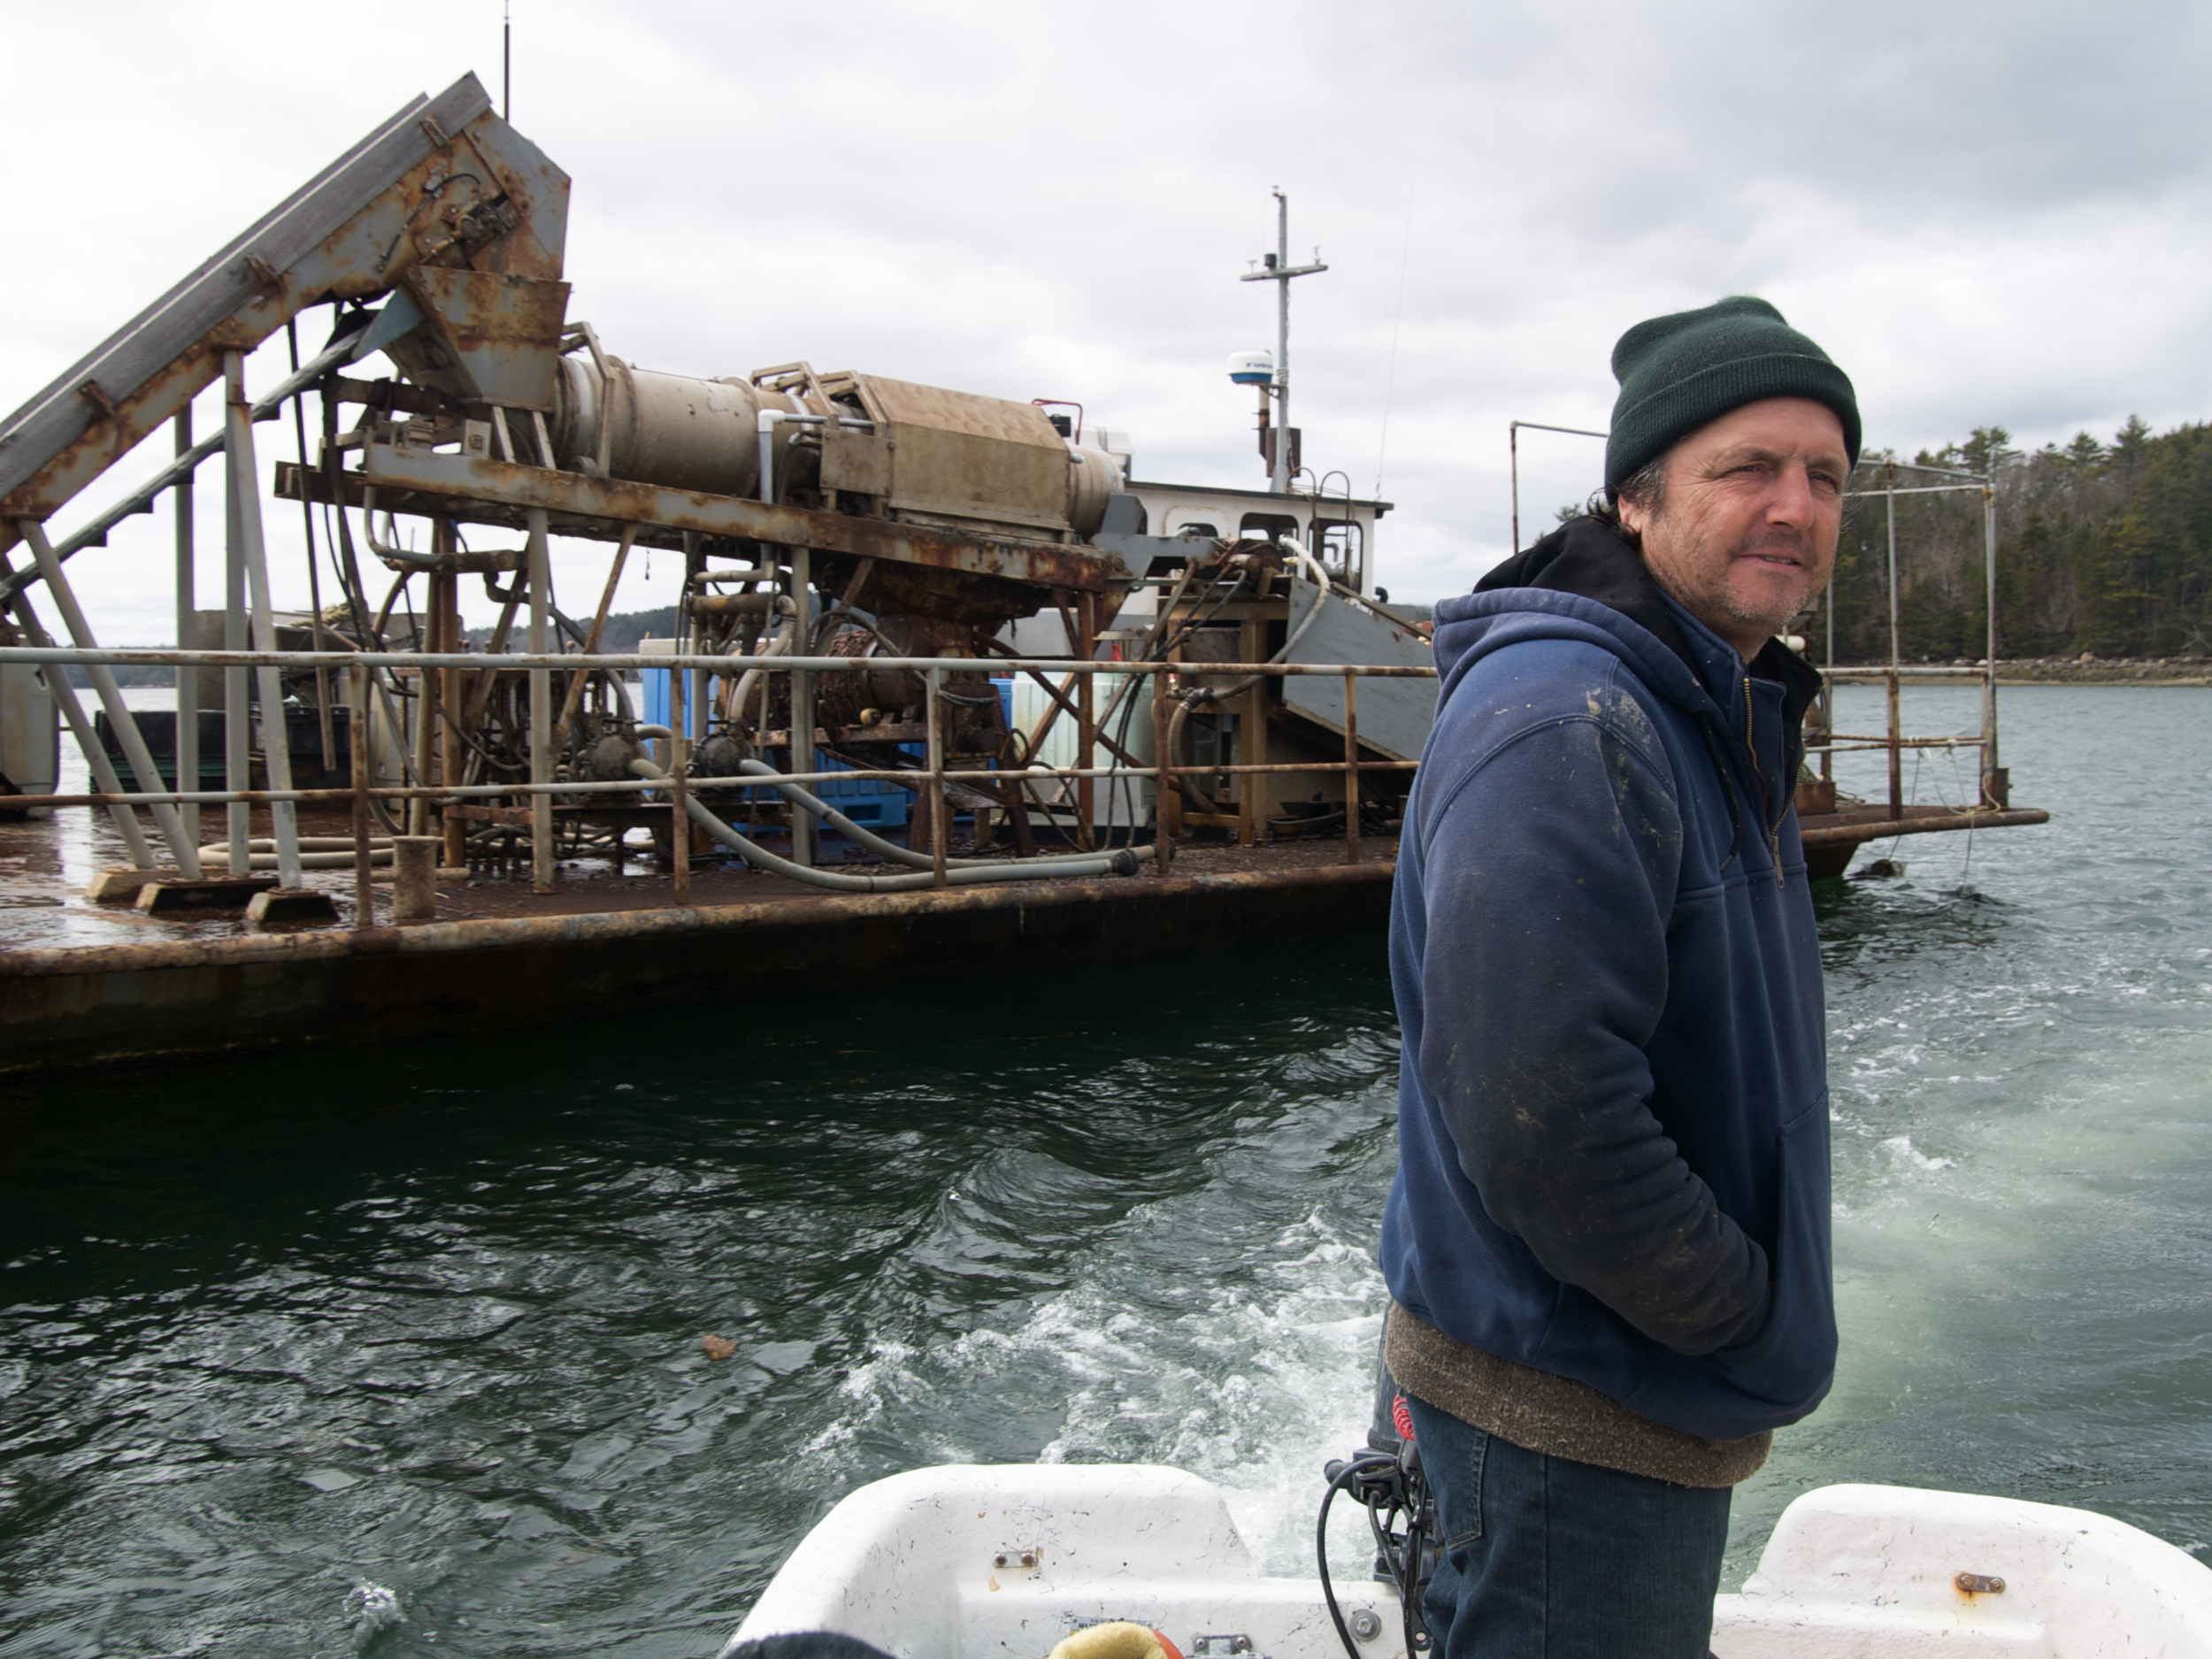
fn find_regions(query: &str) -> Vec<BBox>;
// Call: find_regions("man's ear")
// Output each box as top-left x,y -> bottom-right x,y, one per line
1616,494 -> 1649,537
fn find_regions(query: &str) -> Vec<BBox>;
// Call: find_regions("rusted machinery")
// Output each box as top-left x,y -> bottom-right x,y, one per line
0,72 -> 1430,914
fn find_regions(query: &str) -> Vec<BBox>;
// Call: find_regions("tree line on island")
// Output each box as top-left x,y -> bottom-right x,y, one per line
1819,419 -> 2212,664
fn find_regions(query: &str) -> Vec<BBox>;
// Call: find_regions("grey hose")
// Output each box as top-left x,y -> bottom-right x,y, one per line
1163,693 -> 1229,817
730,759 -> 1114,872
628,759 -> 1136,892
727,616 -> 795,733
1200,556 -> 1332,702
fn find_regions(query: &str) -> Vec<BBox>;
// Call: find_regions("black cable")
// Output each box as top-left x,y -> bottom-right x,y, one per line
1398,1442 -> 1431,1659
1317,1453 -> 1398,1659
1317,1443 -> 1434,1659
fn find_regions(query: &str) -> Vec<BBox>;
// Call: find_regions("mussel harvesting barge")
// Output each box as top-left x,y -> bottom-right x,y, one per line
0,74 -> 2042,1078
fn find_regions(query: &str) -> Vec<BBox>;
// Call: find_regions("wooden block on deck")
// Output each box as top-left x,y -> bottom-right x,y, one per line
245,887 -> 342,926
134,875 -> 281,912
84,866 -> 185,903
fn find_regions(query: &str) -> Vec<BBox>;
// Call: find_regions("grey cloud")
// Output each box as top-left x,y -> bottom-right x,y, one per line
4,0 -> 2211,635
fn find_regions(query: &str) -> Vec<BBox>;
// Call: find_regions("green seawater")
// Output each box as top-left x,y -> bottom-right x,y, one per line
1,684 -> 2207,1655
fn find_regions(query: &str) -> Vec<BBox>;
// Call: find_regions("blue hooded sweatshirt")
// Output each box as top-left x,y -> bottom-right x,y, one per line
1379,518 -> 1835,1443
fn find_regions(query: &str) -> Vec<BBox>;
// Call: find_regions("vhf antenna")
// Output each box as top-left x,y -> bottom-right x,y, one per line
503,1 -> 512,121
1240,188 -> 1327,495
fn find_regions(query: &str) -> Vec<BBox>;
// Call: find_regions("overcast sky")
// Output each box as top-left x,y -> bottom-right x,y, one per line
4,0 -> 2210,641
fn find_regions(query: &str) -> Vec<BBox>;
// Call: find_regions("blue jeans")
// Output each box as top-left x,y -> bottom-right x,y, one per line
1404,1393 -> 1731,1658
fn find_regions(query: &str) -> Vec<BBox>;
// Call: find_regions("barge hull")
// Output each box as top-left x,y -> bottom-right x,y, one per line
0,864 -> 1392,1079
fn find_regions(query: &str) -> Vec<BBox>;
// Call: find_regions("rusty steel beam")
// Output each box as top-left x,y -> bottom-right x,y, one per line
1797,808 -> 2050,848
0,864 -> 1393,983
341,443 -> 1126,595
1,644 -> 1438,678
0,864 -> 1397,1079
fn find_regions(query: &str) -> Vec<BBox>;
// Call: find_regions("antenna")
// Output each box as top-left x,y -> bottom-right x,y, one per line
1239,188 -> 1327,495
503,1 -> 512,121
1374,180 -> 1415,502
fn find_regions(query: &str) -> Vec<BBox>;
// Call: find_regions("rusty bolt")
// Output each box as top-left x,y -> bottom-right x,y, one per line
1955,1571 -> 2006,1594
993,1554 -> 1008,1568
1019,1552 -> 1036,1568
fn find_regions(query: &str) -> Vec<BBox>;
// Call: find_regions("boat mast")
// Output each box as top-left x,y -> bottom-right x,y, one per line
1241,189 -> 1326,495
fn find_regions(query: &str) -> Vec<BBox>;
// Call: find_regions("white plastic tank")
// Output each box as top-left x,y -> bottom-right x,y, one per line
0,663 -> 58,816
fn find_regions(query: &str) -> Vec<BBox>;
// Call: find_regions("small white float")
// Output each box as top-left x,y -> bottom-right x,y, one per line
725,1463 -> 2212,1659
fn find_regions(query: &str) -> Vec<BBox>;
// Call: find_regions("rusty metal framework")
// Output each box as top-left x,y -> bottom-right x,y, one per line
1497,424 -> 2047,875
0,74 -> 1434,926
0,643 -> 1430,918
1793,463 -> 2049,873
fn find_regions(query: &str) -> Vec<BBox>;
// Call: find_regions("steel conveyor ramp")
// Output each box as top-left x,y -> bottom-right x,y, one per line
0,73 -> 570,890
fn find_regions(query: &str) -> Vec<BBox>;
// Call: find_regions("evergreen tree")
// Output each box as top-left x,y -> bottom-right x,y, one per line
1827,416 -> 2212,661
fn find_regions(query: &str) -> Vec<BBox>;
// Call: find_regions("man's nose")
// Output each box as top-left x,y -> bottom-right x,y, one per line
1765,462 -> 1818,524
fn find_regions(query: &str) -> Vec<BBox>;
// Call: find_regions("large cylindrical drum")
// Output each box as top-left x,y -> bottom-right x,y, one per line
551,357 -> 798,497
1064,445 -> 1119,538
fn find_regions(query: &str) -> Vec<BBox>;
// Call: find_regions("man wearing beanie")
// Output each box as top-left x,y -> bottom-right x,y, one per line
1377,297 -> 1853,1655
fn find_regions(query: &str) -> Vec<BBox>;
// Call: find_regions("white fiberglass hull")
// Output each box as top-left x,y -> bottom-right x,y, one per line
727,1463 -> 2212,1659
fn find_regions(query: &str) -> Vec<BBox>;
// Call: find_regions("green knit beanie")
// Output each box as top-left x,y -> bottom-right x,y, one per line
1605,296 -> 1861,491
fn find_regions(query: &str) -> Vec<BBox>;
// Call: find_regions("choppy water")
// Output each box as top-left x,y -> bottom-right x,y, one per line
2,685 -> 2207,1656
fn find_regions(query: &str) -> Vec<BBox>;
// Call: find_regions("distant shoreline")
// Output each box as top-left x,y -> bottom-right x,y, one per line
52,656 -> 2212,692
1826,658 -> 2209,687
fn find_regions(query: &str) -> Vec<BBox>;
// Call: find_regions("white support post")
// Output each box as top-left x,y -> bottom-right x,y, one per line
223,388 -> 250,876
926,664 -> 948,887
18,519 -> 202,875
1885,467 -> 1902,820
0,546 -> 157,867
527,507 -> 555,892
789,545 -> 814,867
174,405 -> 199,847
1982,479 -> 2001,803
224,351 -> 303,889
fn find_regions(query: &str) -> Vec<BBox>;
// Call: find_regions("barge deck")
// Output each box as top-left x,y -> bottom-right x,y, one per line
0,838 -> 1398,1079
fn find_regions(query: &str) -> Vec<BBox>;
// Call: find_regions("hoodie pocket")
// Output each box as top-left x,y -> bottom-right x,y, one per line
1711,1092 -> 1837,1404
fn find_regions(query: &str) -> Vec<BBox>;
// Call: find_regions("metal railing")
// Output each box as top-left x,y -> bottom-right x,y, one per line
1812,465 -> 2006,817
1,643 -> 1433,917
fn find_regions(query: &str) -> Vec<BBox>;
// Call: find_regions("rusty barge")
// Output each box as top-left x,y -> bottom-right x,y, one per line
0,74 -> 2045,1078
0,73 -> 1441,1078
